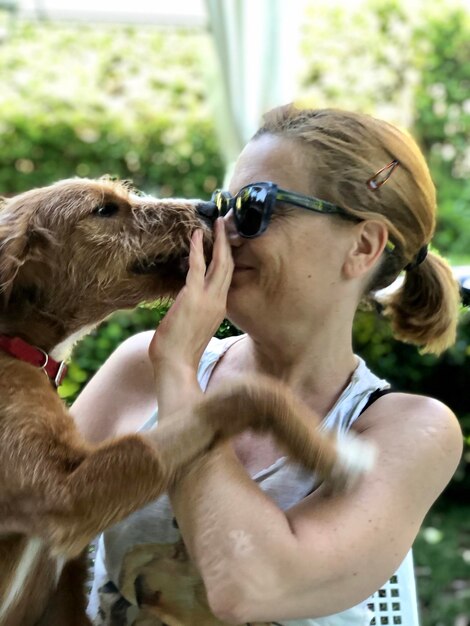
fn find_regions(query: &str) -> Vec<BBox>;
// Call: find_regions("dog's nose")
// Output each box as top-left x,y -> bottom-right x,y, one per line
196,201 -> 218,225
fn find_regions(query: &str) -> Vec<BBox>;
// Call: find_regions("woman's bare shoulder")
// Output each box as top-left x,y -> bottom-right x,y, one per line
355,391 -> 463,487
71,330 -> 157,443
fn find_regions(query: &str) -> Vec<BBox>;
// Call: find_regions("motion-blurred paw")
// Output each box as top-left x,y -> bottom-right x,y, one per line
324,432 -> 377,494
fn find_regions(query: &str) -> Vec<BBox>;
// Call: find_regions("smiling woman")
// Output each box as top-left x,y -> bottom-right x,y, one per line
73,103 -> 463,626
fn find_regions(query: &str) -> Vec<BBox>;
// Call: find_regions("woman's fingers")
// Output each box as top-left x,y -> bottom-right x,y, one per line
150,219 -> 233,369
186,229 -> 206,290
205,218 -> 234,292
185,219 -> 233,301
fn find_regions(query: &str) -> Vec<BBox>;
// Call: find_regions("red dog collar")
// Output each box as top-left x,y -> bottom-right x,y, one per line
0,335 -> 67,388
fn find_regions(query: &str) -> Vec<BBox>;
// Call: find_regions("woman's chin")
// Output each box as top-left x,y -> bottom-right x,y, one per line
227,286 -> 260,330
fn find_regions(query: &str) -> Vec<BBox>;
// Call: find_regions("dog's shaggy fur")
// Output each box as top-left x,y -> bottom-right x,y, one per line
0,179 -> 374,625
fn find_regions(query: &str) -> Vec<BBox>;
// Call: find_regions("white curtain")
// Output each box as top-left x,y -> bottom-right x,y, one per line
205,0 -> 303,180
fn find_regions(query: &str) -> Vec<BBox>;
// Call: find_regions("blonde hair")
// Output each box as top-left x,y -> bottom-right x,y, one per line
254,104 -> 461,355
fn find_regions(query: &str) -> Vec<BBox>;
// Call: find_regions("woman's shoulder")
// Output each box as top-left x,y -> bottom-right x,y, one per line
71,331 -> 157,442
357,389 -> 461,432
355,391 -> 463,486
89,330 -> 157,399
115,329 -> 156,355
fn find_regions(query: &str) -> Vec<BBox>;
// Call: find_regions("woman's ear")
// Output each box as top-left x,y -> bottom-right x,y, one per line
342,220 -> 389,279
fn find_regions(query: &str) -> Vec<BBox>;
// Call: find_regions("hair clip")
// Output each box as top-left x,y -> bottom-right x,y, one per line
366,160 -> 400,191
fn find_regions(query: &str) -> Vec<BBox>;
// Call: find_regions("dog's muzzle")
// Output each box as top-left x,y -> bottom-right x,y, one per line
196,201 -> 218,226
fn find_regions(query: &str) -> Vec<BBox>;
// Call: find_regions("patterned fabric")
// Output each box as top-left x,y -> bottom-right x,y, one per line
88,335 -> 390,626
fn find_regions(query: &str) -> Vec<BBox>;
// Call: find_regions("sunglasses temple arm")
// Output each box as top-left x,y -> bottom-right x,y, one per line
277,190 -> 349,216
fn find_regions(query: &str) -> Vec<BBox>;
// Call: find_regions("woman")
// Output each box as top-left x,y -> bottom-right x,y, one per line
74,105 -> 463,625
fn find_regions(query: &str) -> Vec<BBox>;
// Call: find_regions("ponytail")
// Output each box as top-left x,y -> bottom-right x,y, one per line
383,251 -> 461,355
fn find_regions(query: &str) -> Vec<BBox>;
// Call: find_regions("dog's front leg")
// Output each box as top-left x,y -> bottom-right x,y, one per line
43,412 -> 222,557
35,551 -> 91,626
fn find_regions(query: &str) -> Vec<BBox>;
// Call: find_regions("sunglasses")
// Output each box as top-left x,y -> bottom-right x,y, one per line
211,181 -> 356,238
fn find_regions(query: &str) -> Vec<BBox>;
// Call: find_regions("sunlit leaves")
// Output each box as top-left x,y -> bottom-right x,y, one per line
0,22 -> 224,197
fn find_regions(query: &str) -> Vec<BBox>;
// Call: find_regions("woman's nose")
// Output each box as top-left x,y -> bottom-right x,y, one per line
223,209 -> 243,246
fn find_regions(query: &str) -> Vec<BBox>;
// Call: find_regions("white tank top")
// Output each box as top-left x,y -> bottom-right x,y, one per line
88,335 -> 391,626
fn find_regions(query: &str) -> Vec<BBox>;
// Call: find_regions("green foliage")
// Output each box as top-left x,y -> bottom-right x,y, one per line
0,22 -> 223,197
300,0 -> 420,117
0,21 -> 225,400
412,3 -> 470,260
414,505 -> 470,626
300,0 -> 470,262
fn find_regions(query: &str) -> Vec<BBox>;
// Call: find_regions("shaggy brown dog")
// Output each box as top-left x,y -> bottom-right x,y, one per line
0,179 -> 374,626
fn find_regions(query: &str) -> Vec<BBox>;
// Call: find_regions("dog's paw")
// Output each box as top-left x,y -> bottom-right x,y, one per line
323,432 -> 377,494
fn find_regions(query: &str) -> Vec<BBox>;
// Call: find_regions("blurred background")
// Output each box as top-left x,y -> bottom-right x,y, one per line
0,0 -> 469,623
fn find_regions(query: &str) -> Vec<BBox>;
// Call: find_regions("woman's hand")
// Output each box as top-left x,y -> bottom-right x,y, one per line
149,218 -> 233,417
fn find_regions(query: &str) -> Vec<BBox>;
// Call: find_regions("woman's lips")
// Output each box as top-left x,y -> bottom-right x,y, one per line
233,265 -> 253,272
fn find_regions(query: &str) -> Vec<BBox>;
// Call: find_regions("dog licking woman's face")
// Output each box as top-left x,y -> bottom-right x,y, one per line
0,178 -> 214,347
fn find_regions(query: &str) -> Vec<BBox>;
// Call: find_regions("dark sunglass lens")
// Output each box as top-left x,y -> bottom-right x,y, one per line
212,191 -> 230,216
235,186 -> 267,236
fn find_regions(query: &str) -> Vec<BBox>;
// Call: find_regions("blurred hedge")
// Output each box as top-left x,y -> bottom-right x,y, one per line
414,504 -> 470,625
0,22 -> 223,196
412,3 -> 470,260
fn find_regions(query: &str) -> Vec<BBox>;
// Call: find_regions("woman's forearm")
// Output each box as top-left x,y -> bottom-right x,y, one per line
153,361 -> 202,418
168,442 -> 298,622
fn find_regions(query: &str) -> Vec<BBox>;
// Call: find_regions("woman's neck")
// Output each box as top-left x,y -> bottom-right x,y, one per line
226,320 -> 358,419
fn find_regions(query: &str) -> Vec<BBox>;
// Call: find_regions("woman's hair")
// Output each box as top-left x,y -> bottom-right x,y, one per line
254,104 -> 461,355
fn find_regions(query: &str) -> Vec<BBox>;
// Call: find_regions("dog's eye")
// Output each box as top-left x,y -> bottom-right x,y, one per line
93,202 -> 120,218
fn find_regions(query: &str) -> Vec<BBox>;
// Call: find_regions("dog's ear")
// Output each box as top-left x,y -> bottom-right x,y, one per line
0,196 -> 53,306
0,200 -> 32,305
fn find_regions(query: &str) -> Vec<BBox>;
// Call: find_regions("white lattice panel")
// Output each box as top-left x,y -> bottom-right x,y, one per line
368,552 -> 420,625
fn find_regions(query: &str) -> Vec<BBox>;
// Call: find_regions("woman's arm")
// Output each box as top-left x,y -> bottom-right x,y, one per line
168,394 -> 462,623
